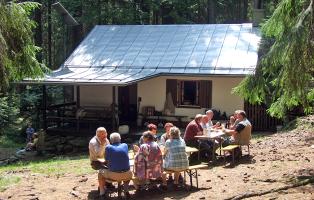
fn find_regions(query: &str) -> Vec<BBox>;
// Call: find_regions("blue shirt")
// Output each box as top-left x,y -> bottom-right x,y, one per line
105,143 -> 130,172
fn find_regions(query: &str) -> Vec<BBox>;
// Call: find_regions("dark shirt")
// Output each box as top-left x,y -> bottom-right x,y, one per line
184,120 -> 203,142
235,123 -> 246,133
105,143 -> 130,172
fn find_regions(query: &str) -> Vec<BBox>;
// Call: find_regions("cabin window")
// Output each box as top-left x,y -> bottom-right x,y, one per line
179,81 -> 199,106
166,79 -> 212,108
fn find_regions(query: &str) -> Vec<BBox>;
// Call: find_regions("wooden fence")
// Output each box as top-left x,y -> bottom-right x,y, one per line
244,102 -> 281,131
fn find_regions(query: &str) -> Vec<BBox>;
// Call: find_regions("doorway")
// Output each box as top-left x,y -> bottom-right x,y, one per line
118,84 -> 137,125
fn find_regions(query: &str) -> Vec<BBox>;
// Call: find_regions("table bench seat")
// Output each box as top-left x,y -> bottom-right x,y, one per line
164,163 -> 208,190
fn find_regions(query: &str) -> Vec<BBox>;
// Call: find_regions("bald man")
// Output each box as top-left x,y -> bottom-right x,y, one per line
89,127 -> 110,196
184,114 -> 212,160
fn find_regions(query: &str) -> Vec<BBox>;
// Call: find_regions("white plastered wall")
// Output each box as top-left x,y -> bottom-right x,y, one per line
79,85 -> 113,106
137,76 -> 244,120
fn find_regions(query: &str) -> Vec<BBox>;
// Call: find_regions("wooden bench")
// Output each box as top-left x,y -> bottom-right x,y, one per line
221,145 -> 240,164
221,144 -> 250,165
164,163 -> 208,190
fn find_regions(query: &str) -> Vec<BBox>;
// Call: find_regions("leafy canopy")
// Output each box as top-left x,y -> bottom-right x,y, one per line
0,1 -> 48,93
234,0 -> 314,118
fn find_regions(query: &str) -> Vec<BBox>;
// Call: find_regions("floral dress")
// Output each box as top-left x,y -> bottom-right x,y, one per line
134,141 -> 163,179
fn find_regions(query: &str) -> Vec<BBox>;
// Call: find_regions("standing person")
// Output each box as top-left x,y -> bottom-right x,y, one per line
100,133 -> 132,197
159,122 -> 174,147
88,127 -> 110,196
163,127 -> 188,187
26,123 -> 35,143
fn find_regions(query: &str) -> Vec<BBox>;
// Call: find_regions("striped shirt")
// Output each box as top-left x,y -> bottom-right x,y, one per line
163,138 -> 189,169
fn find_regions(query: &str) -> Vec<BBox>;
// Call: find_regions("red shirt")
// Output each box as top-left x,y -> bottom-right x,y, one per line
184,120 -> 203,142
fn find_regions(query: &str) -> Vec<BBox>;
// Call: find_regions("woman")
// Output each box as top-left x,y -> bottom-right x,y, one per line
163,127 -> 189,186
134,132 -> 166,189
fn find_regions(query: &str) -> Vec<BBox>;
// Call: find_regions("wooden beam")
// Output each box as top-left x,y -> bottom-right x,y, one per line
42,85 -> 47,130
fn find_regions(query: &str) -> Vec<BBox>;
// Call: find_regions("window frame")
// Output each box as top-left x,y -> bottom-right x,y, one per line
177,80 -> 201,108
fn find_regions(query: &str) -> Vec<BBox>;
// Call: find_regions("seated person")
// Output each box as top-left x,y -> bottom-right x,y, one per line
223,110 -> 252,146
88,127 -> 110,196
213,121 -> 222,129
159,122 -> 174,147
184,114 -> 212,160
200,115 -> 210,132
89,127 -> 110,170
163,127 -> 188,186
138,123 -> 158,146
133,132 -> 167,190
25,132 -> 38,151
228,116 -> 236,129
99,133 -> 132,197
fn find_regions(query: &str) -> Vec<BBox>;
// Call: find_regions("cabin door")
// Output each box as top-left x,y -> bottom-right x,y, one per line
118,84 -> 137,124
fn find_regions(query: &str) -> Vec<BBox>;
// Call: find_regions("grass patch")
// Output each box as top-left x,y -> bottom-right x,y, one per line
0,155 -> 94,176
0,175 -> 21,192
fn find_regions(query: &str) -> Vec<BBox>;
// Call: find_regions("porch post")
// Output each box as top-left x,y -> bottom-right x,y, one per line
112,86 -> 119,130
42,85 -> 47,130
76,85 -> 80,132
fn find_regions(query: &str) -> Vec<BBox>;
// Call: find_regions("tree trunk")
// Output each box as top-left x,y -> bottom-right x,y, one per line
207,0 -> 215,23
47,0 -> 52,68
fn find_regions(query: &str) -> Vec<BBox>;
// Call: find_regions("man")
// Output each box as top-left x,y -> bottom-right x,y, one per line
184,114 -> 212,160
89,127 -> 110,170
159,122 -> 174,147
205,110 -> 214,128
224,110 -> 252,145
89,127 -> 110,196
200,115 -> 210,132
100,132 -> 132,197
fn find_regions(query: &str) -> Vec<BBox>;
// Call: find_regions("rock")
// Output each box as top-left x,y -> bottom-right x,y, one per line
206,179 -> 211,182
79,178 -> 88,182
70,190 -> 79,197
311,145 -> 314,149
199,197 -> 205,199
260,159 -> 266,162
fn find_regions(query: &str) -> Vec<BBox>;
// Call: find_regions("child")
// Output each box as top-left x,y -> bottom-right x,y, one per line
26,123 -> 35,143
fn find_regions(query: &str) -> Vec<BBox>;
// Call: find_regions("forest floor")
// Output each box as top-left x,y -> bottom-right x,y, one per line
0,116 -> 313,200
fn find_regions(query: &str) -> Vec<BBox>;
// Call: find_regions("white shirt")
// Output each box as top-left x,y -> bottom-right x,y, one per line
88,136 -> 109,161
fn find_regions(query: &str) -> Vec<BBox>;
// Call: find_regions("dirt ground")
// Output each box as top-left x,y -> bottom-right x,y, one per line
1,125 -> 313,200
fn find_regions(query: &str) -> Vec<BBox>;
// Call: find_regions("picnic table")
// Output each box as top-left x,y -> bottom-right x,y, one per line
195,129 -> 226,162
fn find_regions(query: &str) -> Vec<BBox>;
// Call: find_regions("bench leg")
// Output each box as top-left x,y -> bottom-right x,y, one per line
196,169 -> 199,189
117,182 -> 122,198
232,150 -> 235,165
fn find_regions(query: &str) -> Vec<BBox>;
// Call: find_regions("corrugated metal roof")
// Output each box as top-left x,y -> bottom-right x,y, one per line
43,24 -> 260,85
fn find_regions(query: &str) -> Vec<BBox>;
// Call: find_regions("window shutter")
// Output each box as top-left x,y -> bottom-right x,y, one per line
166,79 -> 178,106
199,80 -> 212,108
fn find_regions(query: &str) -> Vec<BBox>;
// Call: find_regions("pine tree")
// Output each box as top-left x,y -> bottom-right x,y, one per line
234,0 -> 314,119
0,1 -> 48,93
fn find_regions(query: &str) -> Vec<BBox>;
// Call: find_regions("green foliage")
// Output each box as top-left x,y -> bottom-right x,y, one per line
0,156 -> 93,176
0,1 -> 49,92
234,0 -> 314,119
